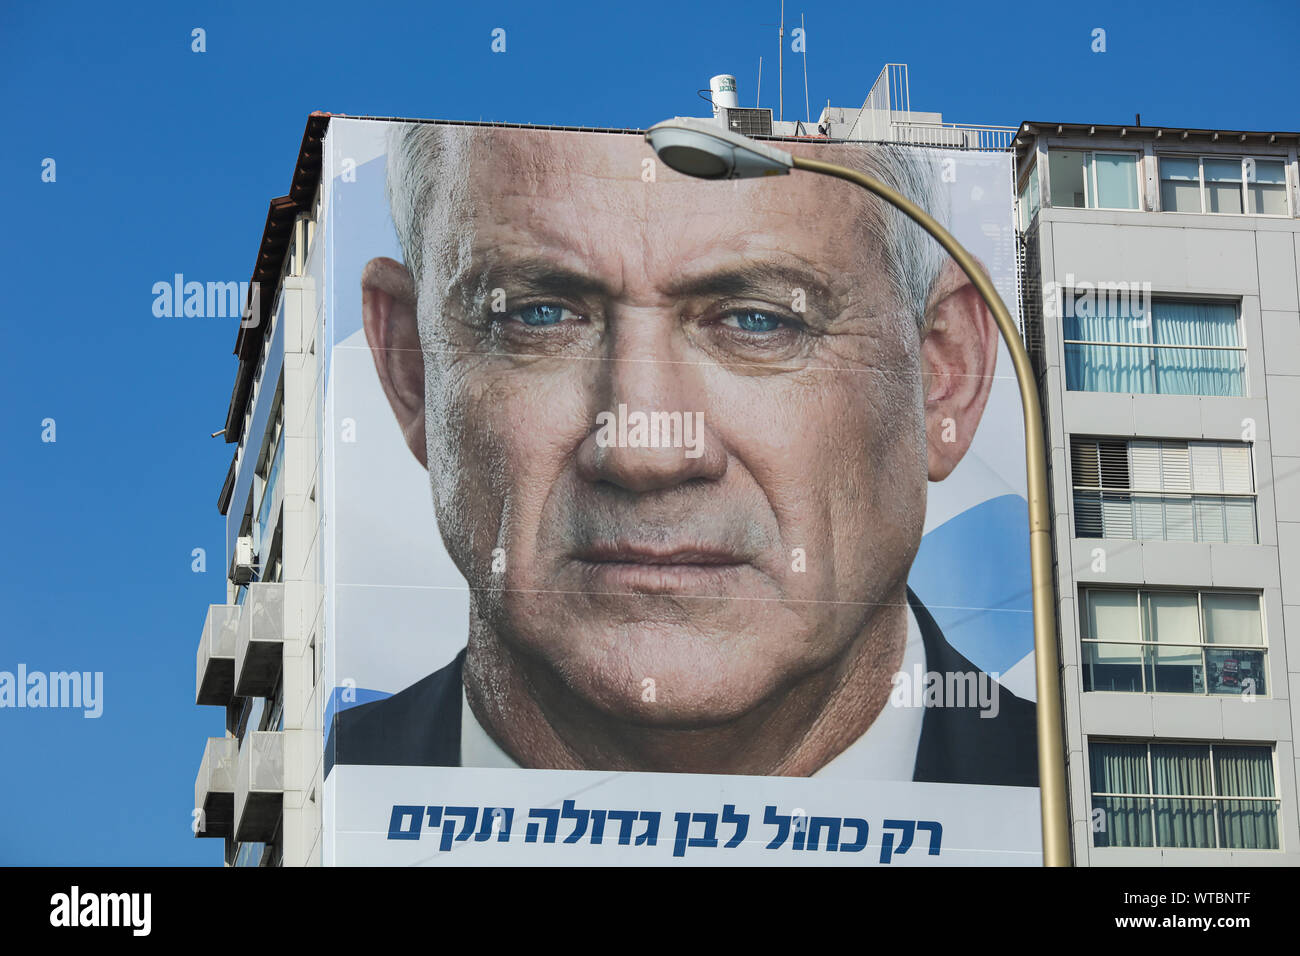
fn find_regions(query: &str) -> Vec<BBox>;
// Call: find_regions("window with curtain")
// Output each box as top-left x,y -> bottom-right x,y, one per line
1071,437 -> 1257,544
1049,149 -> 1140,210
1157,155 -> 1290,216
1064,297 -> 1243,396
1090,741 -> 1279,850
1080,588 -> 1266,696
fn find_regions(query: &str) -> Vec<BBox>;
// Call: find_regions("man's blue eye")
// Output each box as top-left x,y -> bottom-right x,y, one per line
512,304 -> 573,326
723,310 -> 783,333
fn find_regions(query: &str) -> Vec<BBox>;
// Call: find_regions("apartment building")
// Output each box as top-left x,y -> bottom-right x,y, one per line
194,115 -> 329,867
1015,121 -> 1300,863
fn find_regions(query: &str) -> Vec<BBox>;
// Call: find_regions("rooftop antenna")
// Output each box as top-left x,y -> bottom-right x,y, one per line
756,56 -> 763,107
778,0 -> 784,123
801,12 -> 809,124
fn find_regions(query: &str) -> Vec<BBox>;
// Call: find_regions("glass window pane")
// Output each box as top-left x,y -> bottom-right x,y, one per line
1223,497 -> 1258,543
1152,743 -> 1213,795
1093,154 -> 1140,209
1161,157 -> 1200,181
1161,180 -> 1201,212
1249,183 -> 1287,215
1145,592 -> 1200,643
1064,296 -> 1154,393
1087,590 -> 1141,641
1150,301 -> 1242,396
1093,796 -> 1153,847
1204,159 -> 1243,215
1206,647 -> 1266,696
1219,800 -> 1279,849
1194,498 -> 1227,542
1251,159 -> 1286,184
1133,496 -> 1165,538
1158,443 -> 1191,492
1204,159 -> 1243,183
1083,642 -> 1146,692
1214,746 -> 1275,797
1049,149 -> 1088,207
1203,593 -> 1262,645
1101,492 -> 1135,538
1149,644 -> 1204,693
1214,746 -> 1278,848
1090,742 -> 1150,793
1154,798 -> 1217,847
1207,182 -> 1243,214
1163,497 -> 1195,541
1073,491 -> 1103,536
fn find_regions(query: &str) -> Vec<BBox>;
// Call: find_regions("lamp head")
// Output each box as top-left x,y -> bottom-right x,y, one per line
645,118 -> 794,180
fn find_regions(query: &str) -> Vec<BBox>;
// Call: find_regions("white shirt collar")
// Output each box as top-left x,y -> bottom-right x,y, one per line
460,606 -> 927,780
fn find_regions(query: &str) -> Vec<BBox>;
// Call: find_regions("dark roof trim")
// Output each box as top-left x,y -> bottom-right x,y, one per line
217,452 -> 237,516
224,111 -> 331,444
1013,121 -> 1300,157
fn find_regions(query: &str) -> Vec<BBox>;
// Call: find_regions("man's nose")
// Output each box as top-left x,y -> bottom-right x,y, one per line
575,317 -> 727,493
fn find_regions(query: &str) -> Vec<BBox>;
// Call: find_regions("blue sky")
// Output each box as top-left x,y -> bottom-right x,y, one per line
0,0 -> 1296,865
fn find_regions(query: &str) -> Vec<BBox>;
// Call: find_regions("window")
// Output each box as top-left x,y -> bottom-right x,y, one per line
1064,298 -> 1244,396
1089,741 -> 1279,849
1071,437 -> 1257,543
1049,150 -> 1140,210
1017,162 -> 1040,230
1080,588 -> 1266,696
1159,156 -> 1289,216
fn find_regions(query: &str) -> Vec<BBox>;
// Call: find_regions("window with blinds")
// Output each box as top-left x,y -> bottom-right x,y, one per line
1071,437 -> 1257,543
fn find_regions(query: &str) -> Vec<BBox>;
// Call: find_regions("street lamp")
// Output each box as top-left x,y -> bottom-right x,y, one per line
646,117 -> 1071,867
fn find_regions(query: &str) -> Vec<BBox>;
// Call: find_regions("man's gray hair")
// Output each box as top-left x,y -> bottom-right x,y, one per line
385,123 -> 950,331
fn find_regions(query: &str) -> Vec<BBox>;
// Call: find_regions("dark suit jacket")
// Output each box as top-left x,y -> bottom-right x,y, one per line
324,589 -> 1039,786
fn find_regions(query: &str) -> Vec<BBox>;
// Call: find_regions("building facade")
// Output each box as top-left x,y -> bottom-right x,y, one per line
194,115 -> 329,866
1015,121 -> 1300,864
192,72 -> 1299,865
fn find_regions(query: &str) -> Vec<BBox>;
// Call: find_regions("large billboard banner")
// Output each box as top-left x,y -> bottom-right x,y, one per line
319,117 -> 1039,865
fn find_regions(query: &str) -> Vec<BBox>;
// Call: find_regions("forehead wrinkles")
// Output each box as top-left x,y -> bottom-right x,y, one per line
417,129 -> 901,330
472,130 -> 655,289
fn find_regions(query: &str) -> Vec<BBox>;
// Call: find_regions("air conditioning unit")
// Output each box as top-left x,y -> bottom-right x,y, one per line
233,536 -> 256,584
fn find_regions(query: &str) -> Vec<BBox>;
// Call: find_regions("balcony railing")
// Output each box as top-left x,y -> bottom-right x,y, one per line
235,582 -> 284,698
1063,341 -> 1246,396
194,736 -> 237,839
235,730 -> 283,844
196,604 -> 241,706
1082,640 -> 1267,696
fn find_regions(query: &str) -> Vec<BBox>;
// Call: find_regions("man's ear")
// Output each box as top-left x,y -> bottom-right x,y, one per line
920,257 -> 999,482
361,256 -> 427,467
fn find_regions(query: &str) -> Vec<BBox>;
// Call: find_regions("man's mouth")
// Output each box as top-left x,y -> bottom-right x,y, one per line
571,542 -> 750,593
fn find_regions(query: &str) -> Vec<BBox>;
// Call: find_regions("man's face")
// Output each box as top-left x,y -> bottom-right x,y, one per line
412,129 -> 930,724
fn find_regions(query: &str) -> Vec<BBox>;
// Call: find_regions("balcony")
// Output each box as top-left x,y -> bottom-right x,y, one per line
235,582 -> 284,698
235,730 -> 283,843
196,604 -> 241,706
194,737 -> 237,839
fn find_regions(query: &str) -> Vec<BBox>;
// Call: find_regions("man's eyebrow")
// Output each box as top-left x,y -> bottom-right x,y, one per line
663,262 -> 836,304
450,256 -> 613,314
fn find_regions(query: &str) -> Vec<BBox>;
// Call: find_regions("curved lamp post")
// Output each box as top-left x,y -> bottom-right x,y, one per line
646,117 -> 1071,867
